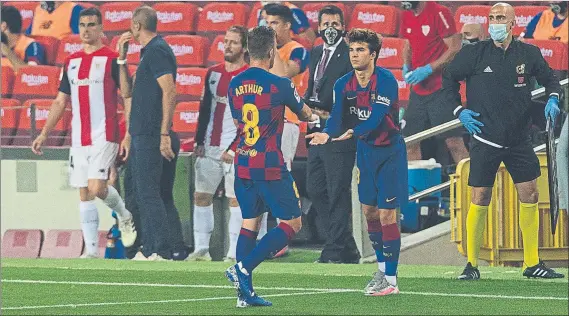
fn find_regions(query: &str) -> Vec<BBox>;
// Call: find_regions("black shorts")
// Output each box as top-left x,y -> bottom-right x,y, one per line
468,139 -> 541,187
402,89 -> 464,139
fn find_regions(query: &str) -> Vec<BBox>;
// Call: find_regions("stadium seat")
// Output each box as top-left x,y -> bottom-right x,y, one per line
12,66 -> 61,100
1,229 -> 43,258
40,229 -> 84,259
30,35 -> 59,66
313,37 -> 324,48
454,5 -> 491,37
176,67 -> 208,101
154,2 -> 198,34
1,65 -> 15,98
164,35 -> 209,67
208,35 -> 225,66
247,2 -> 263,29
376,37 -> 405,69
56,35 -> 109,66
349,4 -> 399,36
302,2 -> 347,30
12,99 -> 71,147
460,81 -> 467,104
525,40 -> 568,70
100,2 -> 141,36
180,137 -> 195,152
513,6 -> 548,36
197,2 -> 248,36
1,99 -> 21,146
292,35 -> 313,51
391,69 -> 410,103
172,101 -> 200,140
110,35 -> 142,64
4,2 -> 37,32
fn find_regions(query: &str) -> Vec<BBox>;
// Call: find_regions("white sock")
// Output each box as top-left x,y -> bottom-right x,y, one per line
103,185 -> 131,220
385,275 -> 397,286
193,205 -> 214,251
378,262 -> 386,273
227,206 -> 242,258
80,200 -> 99,256
257,212 -> 268,240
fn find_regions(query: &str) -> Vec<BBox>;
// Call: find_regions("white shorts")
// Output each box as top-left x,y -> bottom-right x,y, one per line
194,156 -> 235,198
282,122 -> 300,171
68,141 -> 119,188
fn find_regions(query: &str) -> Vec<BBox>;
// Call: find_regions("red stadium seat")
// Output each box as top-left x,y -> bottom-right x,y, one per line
513,6 -> 548,36
313,37 -> 324,48
247,2 -> 263,29
525,40 -> 568,70
376,37 -> 405,69
208,35 -> 225,65
197,2 -> 248,34
391,69 -> 410,103
154,2 -> 198,33
349,4 -> 399,36
454,5 -> 491,37
12,66 -> 61,100
164,35 -> 209,67
110,36 -> 142,64
176,67 -> 208,101
4,2 -> 37,32
30,35 -> 59,66
1,229 -> 43,258
100,2 -> 141,35
55,35 -> 109,66
302,2 -> 347,30
292,35 -> 313,50
460,81 -> 467,104
40,230 -> 84,259
1,99 -> 21,146
12,99 -> 71,147
1,65 -> 15,98
172,101 -> 200,140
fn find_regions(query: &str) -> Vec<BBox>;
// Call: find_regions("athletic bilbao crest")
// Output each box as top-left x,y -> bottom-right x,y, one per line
422,25 -> 430,36
518,76 -> 524,84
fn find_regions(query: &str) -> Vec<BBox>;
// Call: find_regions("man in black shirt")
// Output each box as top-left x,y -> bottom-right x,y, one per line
443,2 -> 564,280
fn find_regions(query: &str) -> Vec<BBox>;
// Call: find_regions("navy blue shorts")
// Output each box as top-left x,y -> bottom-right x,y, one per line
234,171 -> 301,220
356,137 -> 408,209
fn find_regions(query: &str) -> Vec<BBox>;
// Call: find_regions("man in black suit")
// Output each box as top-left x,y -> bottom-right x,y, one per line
304,5 -> 360,264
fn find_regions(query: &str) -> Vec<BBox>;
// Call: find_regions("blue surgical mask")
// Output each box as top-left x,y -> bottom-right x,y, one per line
488,23 -> 509,42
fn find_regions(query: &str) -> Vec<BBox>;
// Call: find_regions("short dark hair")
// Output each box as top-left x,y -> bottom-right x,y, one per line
133,5 -> 158,32
1,6 -> 22,34
318,5 -> 344,26
347,28 -> 382,64
79,7 -> 102,25
247,26 -> 275,60
263,3 -> 293,24
228,25 -> 248,48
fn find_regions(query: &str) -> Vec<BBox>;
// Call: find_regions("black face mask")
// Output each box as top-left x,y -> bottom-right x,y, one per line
319,27 -> 343,46
401,1 -> 420,10
462,38 -> 479,46
550,2 -> 568,15
41,1 -> 56,13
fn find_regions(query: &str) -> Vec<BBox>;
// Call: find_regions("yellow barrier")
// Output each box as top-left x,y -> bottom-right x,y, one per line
450,153 -> 568,267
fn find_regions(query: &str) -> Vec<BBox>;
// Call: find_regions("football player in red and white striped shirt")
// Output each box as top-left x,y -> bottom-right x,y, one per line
188,26 -> 249,262
31,7 -> 137,257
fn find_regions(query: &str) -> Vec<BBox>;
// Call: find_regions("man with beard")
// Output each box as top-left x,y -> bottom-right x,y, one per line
1,6 -> 46,72
187,26 -> 250,262
522,1 -> 567,43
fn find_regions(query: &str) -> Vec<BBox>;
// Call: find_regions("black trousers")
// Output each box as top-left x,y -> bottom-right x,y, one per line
306,144 -> 360,262
125,132 -> 185,258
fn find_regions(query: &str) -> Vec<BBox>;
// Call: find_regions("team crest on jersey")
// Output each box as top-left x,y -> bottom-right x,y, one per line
422,25 -> 430,36
516,64 -> 525,75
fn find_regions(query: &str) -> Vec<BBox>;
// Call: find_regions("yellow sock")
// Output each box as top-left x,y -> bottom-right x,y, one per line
466,203 -> 489,267
519,202 -> 540,267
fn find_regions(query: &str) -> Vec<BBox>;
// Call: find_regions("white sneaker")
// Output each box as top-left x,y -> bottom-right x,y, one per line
118,214 -> 137,247
185,248 -> 212,261
80,253 -> 99,259
147,253 -> 169,261
132,251 -> 147,261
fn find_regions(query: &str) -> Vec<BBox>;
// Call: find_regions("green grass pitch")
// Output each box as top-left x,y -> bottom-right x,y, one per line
2,255 -> 568,315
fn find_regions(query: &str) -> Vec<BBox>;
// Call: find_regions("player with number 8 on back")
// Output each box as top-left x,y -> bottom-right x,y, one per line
225,26 -> 318,308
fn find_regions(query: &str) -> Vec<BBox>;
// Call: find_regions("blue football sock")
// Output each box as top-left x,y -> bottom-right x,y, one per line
240,222 -> 295,273
237,228 -> 258,262
367,219 -> 385,266
382,223 -> 401,278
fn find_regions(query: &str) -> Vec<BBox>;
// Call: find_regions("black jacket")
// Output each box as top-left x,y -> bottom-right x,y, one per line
304,39 -> 354,151
443,39 -> 562,147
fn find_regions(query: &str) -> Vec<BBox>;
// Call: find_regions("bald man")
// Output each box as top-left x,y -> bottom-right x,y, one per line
443,2 -> 564,280
460,23 -> 485,45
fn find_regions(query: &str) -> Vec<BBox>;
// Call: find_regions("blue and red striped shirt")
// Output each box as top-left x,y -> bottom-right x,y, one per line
228,67 -> 304,180
324,66 -> 400,147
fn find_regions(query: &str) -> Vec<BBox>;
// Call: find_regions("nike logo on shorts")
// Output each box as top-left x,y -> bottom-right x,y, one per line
386,197 -> 396,203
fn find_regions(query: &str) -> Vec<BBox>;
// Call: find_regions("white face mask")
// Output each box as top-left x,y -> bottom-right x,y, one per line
488,23 -> 509,42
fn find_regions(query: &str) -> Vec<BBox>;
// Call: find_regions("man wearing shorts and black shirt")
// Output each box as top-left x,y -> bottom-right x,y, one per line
400,1 -> 469,163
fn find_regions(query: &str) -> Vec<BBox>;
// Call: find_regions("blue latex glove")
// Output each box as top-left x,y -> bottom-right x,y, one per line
406,64 -> 433,84
544,96 -> 560,125
402,64 -> 411,80
458,109 -> 484,135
